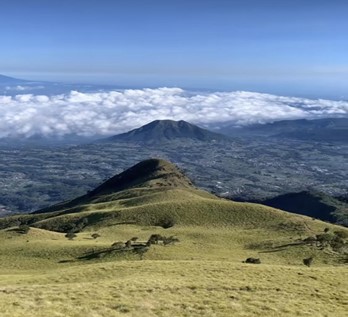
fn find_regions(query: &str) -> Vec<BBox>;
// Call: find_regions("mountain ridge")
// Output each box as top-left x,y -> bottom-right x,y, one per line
218,118 -> 348,142
0,74 -> 27,83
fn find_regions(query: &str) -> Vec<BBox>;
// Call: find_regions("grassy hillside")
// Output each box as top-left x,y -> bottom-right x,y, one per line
0,158 -> 347,316
1,159 -> 342,233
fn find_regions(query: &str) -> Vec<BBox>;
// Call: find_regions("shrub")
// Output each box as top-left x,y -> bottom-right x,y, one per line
303,236 -> 317,245
147,234 -> 163,245
65,232 -> 77,240
331,236 -> 345,251
147,234 -> 179,245
111,241 -> 125,249
334,230 -> 348,239
303,257 -> 313,267
18,224 -> 30,234
162,236 -> 180,245
91,233 -> 101,239
244,257 -> 261,264
315,233 -> 334,247
155,215 -> 175,229
75,218 -> 89,232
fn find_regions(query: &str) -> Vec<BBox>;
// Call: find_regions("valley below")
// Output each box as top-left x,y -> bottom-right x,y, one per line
0,136 -> 347,216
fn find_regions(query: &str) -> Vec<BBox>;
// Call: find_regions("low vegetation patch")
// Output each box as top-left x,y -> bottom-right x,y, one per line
17,224 -> 30,234
78,234 -> 180,261
154,215 -> 176,228
302,230 -> 348,253
244,257 -> 261,264
303,257 -> 314,267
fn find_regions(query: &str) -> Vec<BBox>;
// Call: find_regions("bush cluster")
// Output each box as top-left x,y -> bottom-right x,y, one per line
108,234 -> 180,259
303,230 -> 347,252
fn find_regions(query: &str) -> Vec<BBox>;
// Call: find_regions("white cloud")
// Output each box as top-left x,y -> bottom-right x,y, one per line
0,88 -> 347,138
4,85 -> 45,91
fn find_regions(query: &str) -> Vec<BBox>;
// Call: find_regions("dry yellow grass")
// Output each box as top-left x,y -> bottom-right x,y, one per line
0,260 -> 347,317
0,224 -> 347,316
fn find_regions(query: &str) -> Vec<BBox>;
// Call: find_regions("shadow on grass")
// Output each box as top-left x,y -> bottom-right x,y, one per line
77,248 -> 128,260
58,259 -> 76,263
264,242 -> 305,253
104,221 -> 137,227
57,249 -> 130,263
250,241 -> 306,253
77,244 -> 149,261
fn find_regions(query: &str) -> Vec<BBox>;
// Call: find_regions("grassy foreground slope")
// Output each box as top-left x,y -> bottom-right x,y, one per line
0,159 -> 347,316
0,259 -> 347,317
0,225 -> 347,317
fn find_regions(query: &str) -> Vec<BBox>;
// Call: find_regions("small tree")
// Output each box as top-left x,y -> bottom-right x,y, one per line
155,216 -> 175,229
147,234 -> 163,245
303,257 -> 313,267
244,257 -> 261,264
91,233 -> 101,239
18,224 -> 30,234
65,232 -> 77,240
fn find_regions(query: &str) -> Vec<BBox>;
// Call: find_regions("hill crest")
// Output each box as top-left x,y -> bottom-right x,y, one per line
90,158 -> 194,196
32,158 -> 195,214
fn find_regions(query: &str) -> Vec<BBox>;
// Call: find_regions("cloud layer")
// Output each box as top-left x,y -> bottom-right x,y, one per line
0,88 -> 347,138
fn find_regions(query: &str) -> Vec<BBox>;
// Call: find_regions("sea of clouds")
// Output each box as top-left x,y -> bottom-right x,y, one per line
0,87 -> 347,138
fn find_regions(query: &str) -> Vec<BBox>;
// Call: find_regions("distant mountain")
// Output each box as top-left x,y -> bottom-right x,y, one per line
0,133 -> 99,148
253,191 -> 348,226
0,74 -> 27,84
106,120 -> 229,143
219,118 -> 348,142
0,74 -> 122,96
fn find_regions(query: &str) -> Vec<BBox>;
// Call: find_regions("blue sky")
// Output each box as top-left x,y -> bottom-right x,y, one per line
1,0 -> 347,98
